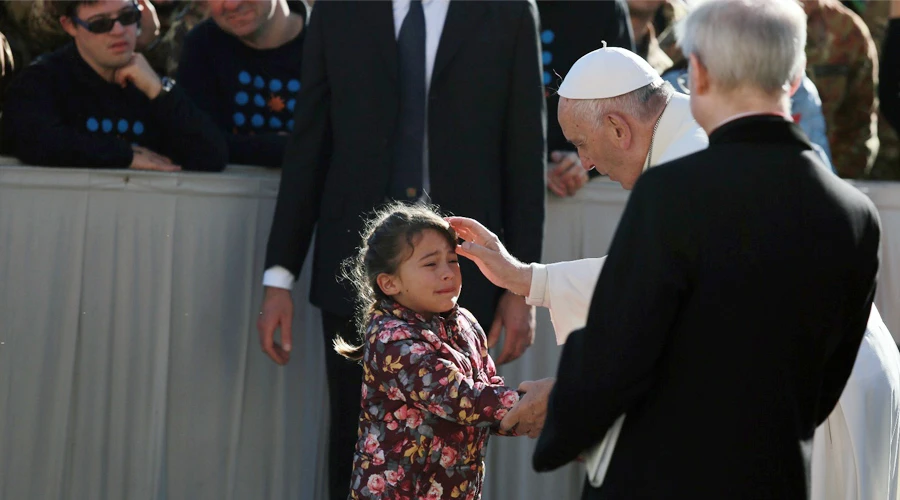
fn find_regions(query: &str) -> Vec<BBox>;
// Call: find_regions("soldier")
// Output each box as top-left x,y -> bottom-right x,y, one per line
804,0 -> 880,178
0,0 -> 69,70
847,0 -> 900,180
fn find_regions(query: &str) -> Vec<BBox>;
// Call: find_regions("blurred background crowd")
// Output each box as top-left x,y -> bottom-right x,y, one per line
0,0 -> 896,186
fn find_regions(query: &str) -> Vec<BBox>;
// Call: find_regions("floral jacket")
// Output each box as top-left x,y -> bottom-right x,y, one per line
349,301 -> 520,500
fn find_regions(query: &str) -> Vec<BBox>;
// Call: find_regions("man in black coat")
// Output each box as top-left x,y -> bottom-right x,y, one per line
255,1 -> 546,498
533,0 -> 880,497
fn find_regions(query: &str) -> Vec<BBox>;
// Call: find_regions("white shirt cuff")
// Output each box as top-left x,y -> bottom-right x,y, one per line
526,263 -> 549,308
263,266 -> 295,290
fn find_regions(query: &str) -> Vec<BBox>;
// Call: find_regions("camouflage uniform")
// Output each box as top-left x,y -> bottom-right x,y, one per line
143,1 -> 210,78
850,0 -> 900,180
0,1 -> 69,69
805,0 -> 880,178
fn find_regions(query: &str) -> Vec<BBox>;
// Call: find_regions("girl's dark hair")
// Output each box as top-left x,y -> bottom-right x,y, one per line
333,203 -> 457,361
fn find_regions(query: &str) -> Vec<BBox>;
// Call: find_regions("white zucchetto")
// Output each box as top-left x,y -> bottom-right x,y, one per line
558,44 -> 664,100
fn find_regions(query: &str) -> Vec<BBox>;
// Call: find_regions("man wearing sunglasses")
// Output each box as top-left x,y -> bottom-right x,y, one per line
0,0 -> 227,172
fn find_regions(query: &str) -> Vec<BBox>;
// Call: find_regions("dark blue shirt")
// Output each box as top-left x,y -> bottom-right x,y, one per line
0,43 -> 227,171
178,18 -> 305,167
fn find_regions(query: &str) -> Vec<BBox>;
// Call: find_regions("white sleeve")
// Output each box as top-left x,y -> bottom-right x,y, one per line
262,266 -> 295,290
542,257 -> 606,345
526,263 -> 550,308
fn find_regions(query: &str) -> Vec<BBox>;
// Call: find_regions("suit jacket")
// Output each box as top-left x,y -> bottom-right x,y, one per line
265,0 -> 546,323
534,116 -> 881,499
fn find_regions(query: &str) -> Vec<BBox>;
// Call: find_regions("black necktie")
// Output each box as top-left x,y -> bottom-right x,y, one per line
391,0 -> 426,201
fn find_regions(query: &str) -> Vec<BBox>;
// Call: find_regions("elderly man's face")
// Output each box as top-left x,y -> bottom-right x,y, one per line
558,98 -> 643,190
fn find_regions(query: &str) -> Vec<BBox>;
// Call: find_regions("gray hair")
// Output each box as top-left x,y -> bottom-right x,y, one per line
564,80 -> 674,128
675,0 -> 807,94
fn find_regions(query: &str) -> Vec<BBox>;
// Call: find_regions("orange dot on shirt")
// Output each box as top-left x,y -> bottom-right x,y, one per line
268,95 -> 286,113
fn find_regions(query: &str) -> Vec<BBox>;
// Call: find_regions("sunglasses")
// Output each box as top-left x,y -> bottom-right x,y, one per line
72,7 -> 142,34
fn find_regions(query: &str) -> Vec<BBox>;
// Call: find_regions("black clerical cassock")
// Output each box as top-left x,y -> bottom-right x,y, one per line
534,116 -> 881,500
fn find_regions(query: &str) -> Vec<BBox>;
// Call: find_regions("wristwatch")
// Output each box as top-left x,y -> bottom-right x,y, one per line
160,76 -> 175,94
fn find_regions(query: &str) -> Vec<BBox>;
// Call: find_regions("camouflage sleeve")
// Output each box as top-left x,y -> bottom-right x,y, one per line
831,16 -> 879,178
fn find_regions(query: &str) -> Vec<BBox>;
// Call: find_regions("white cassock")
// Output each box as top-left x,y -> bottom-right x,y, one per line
811,305 -> 900,500
526,90 -> 708,487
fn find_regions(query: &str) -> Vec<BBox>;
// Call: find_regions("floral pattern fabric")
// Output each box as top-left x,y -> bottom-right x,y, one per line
348,301 -> 520,500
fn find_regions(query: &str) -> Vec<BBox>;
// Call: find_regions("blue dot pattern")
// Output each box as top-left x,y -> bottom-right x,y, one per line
541,29 -> 555,44
540,29 -> 555,92
231,69 -> 303,134
83,117 -> 146,139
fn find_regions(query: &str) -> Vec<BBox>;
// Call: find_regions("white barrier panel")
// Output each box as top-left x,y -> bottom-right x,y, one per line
0,165 -> 896,499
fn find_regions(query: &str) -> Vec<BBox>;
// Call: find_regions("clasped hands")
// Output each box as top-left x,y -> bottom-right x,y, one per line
499,377 -> 556,438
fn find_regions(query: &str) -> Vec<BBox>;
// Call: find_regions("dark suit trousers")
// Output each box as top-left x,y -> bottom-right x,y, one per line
321,312 -> 364,500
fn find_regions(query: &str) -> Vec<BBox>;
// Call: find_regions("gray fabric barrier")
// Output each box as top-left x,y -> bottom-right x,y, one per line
0,164 -> 896,500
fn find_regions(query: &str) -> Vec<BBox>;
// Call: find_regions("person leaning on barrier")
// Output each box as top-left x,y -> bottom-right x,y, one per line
0,0 -> 227,172
177,0 -> 305,168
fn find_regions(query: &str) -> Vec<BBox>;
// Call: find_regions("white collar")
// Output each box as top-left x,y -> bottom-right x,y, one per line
643,92 -> 693,171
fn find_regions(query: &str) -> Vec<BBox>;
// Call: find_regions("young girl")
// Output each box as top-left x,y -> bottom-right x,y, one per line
335,204 -> 521,500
